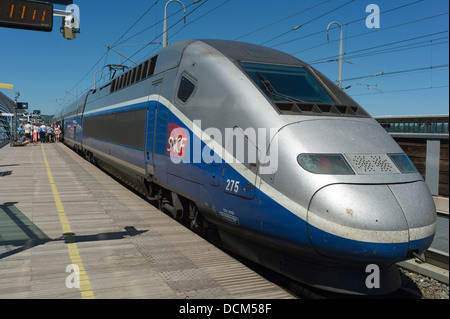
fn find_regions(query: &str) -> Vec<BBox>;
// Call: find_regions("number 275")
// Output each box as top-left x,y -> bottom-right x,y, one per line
225,179 -> 239,193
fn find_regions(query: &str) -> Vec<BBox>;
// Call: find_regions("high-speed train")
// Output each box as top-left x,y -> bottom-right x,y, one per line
58,39 -> 436,294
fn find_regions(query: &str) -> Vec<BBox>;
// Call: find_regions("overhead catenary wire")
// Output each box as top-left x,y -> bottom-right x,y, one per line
66,0 -> 228,101
339,38 -> 448,62
350,85 -> 448,96
170,0 -> 231,39
290,12 -> 448,56
342,64 -> 449,83
65,0 -> 427,94
267,0 -> 426,50
115,0 -> 233,65
340,64 -> 448,92
308,30 -> 449,64
125,0 -> 215,64
260,0 -> 355,46
113,1 -> 193,48
111,0 -> 160,47
66,1 -> 161,98
63,0 -> 447,108
102,0 -> 161,68
232,0 -> 329,42
66,0 -> 208,101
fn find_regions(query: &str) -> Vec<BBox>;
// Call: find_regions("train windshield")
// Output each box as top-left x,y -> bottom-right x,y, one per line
241,62 -> 334,104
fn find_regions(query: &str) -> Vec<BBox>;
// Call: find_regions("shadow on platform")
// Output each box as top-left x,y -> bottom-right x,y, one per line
0,202 -> 147,259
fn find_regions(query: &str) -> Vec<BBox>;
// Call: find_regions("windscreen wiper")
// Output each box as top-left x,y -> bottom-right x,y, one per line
256,72 -> 304,103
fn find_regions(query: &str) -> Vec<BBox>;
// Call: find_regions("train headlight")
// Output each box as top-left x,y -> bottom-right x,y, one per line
388,154 -> 417,173
297,154 -> 354,175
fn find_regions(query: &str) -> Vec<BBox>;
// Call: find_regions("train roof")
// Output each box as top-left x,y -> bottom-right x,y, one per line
199,39 -> 307,66
160,39 -> 363,114
108,39 -> 311,95
101,39 -> 362,112
159,39 -> 307,67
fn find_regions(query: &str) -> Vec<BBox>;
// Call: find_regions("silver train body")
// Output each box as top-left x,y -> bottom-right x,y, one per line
58,40 -> 436,294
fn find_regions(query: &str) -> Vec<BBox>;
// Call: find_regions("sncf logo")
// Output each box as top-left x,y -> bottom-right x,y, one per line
166,123 -> 188,158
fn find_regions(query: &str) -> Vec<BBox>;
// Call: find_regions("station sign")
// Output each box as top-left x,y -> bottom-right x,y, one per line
17,102 -> 29,109
0,83 -> 14,90
0,0 -> 53,32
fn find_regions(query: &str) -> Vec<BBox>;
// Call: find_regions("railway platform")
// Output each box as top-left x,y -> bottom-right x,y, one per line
0,142 -> 294,299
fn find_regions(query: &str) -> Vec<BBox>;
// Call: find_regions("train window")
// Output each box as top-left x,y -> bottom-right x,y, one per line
109,57 -> 156,93
130,69 -> 137,85
241,62 -> 334,104
121,74 -> 126,88
141,60 -> 149,80
135,65 -> 142,82
388,154 -> 417,173
126,71 -> 132,86
177,76 -> 196,103
297,154 -> 354,175
120,72 -> 128,88
148,55 -> 158,77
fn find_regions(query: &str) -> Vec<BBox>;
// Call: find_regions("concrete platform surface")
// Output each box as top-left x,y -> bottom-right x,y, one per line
0,143 -> 294,299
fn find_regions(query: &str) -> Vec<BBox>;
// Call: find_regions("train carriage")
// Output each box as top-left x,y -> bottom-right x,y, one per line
61,39 -> 436,294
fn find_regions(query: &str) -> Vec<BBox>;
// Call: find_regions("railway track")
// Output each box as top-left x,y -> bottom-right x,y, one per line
425,211 -> 449,270
228,253 -> 429,299
397,211 -> 448,290
231,251 -> 448,299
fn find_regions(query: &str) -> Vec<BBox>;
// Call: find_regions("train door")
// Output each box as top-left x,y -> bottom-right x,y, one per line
215,129 -> 260,230
145,79 -> 163,178
257,130 -> 283,240
152,78 -> 171,186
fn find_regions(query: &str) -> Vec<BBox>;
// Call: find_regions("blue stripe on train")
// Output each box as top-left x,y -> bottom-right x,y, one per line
78,98 -> 431,263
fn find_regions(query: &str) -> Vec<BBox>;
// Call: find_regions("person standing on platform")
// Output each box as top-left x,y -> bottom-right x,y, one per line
24,122 -> 32,142
39,123 -> 47,143
54,125 -> 61,143
46,124 -> 54,143
33,123 -> 39,143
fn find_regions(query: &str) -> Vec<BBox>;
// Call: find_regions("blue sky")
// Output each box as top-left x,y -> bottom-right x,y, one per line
0,0 -> 448,117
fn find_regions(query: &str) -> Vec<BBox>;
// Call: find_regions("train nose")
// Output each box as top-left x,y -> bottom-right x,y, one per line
306,181 -> 436,263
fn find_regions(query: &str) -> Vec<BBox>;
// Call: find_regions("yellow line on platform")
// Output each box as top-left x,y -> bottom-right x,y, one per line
41,144 -> 95,299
